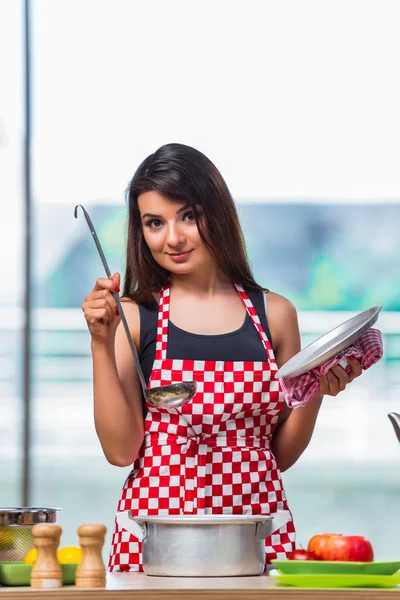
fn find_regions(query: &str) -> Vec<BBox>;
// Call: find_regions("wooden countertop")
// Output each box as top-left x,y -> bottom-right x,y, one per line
0,572 -> 399,599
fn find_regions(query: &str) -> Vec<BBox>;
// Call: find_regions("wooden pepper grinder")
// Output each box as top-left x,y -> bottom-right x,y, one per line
75,524 -> 107,588
30,524 -> 63,589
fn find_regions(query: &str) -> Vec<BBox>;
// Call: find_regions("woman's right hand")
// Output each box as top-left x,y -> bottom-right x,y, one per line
81,272 -> 121,345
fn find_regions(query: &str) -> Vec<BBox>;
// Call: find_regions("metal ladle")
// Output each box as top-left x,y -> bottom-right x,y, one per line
388,412 -> 400,444
74,204 -> 197,408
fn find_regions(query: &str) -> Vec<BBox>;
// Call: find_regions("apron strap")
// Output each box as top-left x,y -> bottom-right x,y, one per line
233,284 -> 277,366
154,282 -> 171,361
154,282 -> 276,365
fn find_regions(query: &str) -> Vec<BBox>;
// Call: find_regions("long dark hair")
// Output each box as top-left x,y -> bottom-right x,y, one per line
123,143 -> 261,304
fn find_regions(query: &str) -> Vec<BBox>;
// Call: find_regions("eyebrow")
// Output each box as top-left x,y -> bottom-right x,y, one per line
141,203 -> 191,220
176,203 -> 191,214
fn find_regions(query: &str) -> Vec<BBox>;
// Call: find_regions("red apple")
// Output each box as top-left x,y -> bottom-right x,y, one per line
308,533 -> 342,558
287,549 -> 321,561
322,535 -> 374,562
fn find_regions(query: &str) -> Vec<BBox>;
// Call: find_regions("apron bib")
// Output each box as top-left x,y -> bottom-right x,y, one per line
109,283 -> 295,571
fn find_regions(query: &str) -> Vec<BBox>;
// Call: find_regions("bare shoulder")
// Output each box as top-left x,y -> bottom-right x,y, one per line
117,297 -> 141,347
263,293 -> 299,425
120,296 -> 140,309
265,292 -> 299,350
120,296 -> 140,318
266,291 -> 297,321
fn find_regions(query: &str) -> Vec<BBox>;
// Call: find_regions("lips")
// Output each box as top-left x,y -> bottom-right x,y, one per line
168,249 -> 193,262
168,249 -> 193,258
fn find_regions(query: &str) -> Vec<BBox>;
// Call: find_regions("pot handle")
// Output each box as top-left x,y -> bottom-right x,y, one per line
116,511 -> 147,541
256,510 -> 291,540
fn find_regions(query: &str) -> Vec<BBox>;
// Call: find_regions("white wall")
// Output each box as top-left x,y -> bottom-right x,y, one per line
28,0 -> 400,204
1,0 -> 400,294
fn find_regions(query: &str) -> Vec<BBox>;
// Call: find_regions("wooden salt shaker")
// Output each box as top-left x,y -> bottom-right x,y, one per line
75,524 -> 107,588
30,524 -> 62,589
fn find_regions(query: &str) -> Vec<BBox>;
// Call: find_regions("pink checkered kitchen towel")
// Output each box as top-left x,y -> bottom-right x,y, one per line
280,328 -> 383,408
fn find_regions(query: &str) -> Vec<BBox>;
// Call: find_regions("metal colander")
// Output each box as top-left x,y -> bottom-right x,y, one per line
0,507 -> 61,562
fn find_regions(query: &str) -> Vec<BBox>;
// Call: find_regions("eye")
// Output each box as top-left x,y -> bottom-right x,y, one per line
183,210 -> 196,221
145,219 -> 163,229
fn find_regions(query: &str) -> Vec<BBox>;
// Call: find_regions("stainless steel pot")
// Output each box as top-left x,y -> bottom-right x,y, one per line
117,510 -> 291,577
0,507 -> 61,562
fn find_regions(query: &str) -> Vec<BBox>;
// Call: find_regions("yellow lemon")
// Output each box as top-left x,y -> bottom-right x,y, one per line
0,528 -> 15,548
57,546 -> 82,564
24,548 -> 38,564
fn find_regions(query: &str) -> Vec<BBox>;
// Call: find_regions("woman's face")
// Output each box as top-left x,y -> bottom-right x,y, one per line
138,191 -> 215,274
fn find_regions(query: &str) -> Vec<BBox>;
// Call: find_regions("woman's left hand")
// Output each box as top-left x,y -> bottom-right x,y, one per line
319,357 -> 363,396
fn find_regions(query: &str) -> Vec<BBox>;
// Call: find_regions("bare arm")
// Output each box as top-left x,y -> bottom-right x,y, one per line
267,292 -> 361,472
267,293 -> 323,472
83,274 -> 145,467
92,300 -> 145,467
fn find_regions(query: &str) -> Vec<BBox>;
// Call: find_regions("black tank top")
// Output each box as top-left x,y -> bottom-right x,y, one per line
138,288 -> 272,384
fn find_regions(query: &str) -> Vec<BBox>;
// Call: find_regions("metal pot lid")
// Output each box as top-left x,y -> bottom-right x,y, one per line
134,514 -> 273,526
276,305 -> 382,379
0,507 -> 61,526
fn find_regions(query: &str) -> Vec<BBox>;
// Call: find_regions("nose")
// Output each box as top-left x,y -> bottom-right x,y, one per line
166,222 -> 185,247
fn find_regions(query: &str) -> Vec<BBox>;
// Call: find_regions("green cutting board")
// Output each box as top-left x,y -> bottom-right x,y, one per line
0,562 -> 77,586
269,569 -> 400,588
272,559 -> 400,576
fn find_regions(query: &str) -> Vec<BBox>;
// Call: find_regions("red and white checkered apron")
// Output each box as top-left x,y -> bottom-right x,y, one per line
109,283 -> 296,572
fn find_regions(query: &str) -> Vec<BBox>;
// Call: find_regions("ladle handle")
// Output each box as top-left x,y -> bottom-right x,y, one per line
388,412 -> 400,443
74,205 -> 148,395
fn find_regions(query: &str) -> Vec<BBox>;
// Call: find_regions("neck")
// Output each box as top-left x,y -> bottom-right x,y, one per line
170,268 -> 232,298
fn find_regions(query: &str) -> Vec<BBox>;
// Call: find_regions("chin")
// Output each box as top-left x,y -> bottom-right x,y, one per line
167,263 -> 195,274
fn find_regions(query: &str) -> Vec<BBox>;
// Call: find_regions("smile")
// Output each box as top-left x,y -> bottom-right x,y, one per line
167,249 -> 194,260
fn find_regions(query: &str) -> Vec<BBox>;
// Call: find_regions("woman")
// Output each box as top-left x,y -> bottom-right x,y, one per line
81,143 -> 362,572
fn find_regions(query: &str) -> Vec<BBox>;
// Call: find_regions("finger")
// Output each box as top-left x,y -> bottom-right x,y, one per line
326,370 -> 340,395
84,298 -> 115,322
85,307 -> 113,325
330,365 -> 348,391
347,357 -> 362,382
86,289 -> 117,308
319,374 -> 330,395
92,276 -> 120,294
112,272 -> 121,292
111,273 -> 121,316
319,375 -> 331,396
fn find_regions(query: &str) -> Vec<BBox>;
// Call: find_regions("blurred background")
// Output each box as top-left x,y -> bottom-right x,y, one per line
1,0 -> 399,560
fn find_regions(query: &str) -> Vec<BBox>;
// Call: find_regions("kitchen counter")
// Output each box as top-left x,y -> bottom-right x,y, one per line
0,572 -> 399,599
